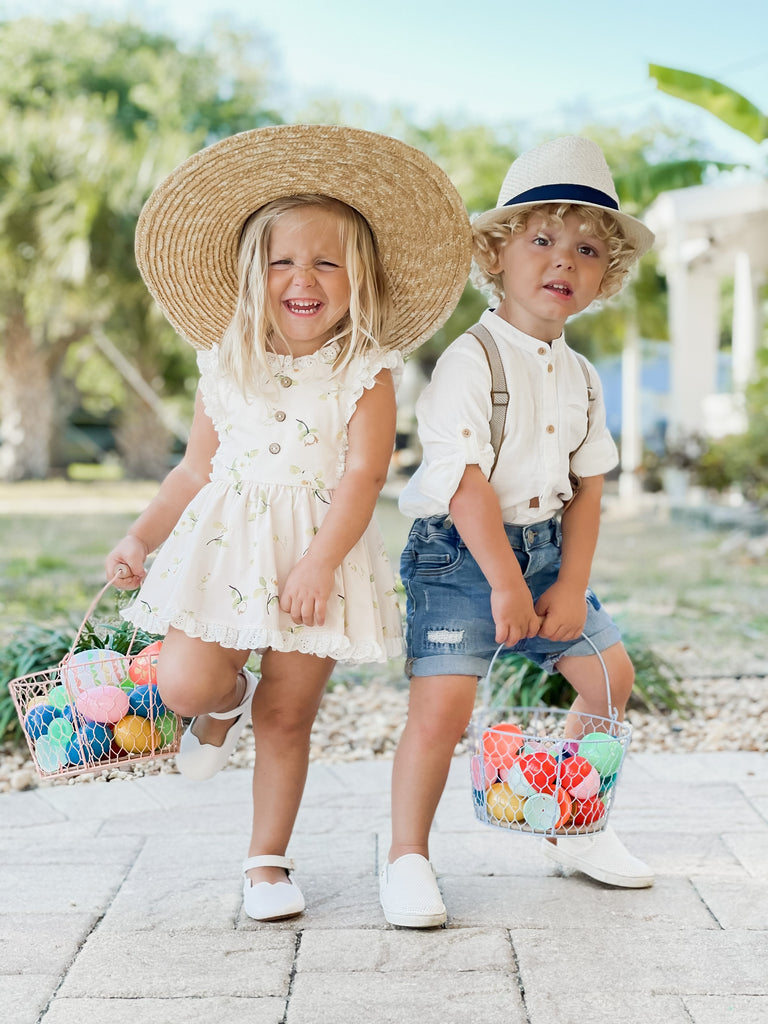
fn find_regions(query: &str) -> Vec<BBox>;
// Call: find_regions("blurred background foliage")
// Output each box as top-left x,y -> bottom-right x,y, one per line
0,14 -> 745,484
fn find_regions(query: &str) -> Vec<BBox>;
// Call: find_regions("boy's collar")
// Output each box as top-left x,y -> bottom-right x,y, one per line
482,308 -> 565,351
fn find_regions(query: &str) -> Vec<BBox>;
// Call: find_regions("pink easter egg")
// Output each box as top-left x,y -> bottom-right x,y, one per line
470,754 -> 498,789
569,765 -> 601,800
76,685 -> 130,725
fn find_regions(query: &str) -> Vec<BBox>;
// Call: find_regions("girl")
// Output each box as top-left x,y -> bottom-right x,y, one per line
106,125 -> 471,922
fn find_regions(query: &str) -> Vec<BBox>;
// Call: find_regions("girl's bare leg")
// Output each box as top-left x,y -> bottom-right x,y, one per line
388,674 -> 477,863
246,649 -> 335,885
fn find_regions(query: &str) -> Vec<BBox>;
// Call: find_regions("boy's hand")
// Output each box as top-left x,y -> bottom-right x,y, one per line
534,581 -> 587,641
280,555 -> 335,627
491,585 -> 543,646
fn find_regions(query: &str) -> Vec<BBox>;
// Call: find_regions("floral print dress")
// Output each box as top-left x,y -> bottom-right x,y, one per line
121,342 -> 404,664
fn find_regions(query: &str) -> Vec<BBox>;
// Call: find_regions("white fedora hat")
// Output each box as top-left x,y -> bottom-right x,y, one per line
135,124 -> 472,354
473,136 -> 654,261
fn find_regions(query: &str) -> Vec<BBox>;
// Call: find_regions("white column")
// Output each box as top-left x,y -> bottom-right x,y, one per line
732,249 -> 758,392
619,316 -> 642,501
667,262 -> 720,439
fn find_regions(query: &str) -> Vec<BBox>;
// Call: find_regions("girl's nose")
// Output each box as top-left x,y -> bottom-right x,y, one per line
290,263 -> 317,283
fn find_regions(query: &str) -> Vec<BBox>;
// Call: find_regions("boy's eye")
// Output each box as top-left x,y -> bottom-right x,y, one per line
578,244 -> 600,257
532,235 -> 550,246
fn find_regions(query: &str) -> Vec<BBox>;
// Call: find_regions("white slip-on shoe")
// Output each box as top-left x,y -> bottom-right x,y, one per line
175,668 -> 258,781
542,825 -> 654,888
379,853 -> 447,928
242,856 -> 305,921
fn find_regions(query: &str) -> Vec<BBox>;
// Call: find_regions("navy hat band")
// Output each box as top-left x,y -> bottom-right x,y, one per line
503,183 -> 619,211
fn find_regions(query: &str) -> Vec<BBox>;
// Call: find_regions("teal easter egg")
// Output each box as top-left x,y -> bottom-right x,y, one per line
523,793 -> 559,831
578,733 -> 623,776
35,734 -> 69,773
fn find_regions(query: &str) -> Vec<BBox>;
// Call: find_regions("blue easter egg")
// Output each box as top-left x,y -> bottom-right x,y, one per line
24,703 -> 59,741
128,684 -> 167,719
66,722 -> 113,765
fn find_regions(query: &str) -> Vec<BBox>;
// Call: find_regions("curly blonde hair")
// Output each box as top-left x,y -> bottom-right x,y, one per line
220,194 -> 390,394
471,203 -> 638,305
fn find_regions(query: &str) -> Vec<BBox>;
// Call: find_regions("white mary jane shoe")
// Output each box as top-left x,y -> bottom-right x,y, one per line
175,668 -> 258,781
242,855 -> 305,921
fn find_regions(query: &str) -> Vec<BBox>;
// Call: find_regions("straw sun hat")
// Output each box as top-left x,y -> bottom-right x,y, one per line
473,136 -> 655,261
135,124 -> 472,355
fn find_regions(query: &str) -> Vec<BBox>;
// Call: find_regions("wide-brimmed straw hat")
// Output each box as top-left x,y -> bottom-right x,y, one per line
135,124 -> 472,354
472,136 -> 654,261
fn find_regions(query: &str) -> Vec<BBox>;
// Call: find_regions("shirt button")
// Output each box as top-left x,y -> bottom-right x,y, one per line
268,443 -> 281,454
538,347 -> 547,356
547,364 -> 554,373
546,424 -> 555,434
461,428 -> 471,437
275,410 -> 286,421
279,376 -> 292,388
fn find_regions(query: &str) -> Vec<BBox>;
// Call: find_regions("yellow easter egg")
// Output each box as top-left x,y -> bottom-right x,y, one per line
113,715 -> 156,754
486,781 -> 526,823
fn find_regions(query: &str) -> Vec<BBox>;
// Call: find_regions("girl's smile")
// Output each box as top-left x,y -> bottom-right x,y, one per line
267,207 -> 352,356
492,211 -> 610,342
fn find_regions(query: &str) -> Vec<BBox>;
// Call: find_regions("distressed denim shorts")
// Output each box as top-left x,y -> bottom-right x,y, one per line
400,515 -> 621,678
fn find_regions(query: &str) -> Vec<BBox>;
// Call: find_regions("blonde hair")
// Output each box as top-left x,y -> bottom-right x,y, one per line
471,203 -> 638,304
220,194 -> 390,392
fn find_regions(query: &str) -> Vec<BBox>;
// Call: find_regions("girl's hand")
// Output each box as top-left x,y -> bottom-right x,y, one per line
106,536 -> 149,590
279,555 -> 335,627
534,581 -> 587,641
491,584 -> 543,646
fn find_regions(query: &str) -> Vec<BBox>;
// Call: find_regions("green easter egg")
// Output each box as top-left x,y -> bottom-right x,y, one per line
154,713 -> 178,748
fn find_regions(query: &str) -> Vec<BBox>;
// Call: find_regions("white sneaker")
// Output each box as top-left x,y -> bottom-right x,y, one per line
379,854 -> 447,928
542,826 -> 654,888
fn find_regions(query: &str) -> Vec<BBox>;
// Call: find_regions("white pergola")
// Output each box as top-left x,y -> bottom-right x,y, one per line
644,176 -> 768,440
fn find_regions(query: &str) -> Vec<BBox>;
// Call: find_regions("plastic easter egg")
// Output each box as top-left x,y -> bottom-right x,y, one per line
154,712 -> 179,748
113,715 -> 156,754
487,782 -> 526,823
571,795 -> 607,828
128,683 -> 167,719
559,755 -> 600,797
26,695 -> 52,711
128,640 -> 163,686
559,740 -> 579,759
470,753 -> 498,789
35,734 -> 69,773
60,649 -> 131,696
599,772 -> 618,796
518,751 -> 558,794
553,787 -> 573,828
578,733 -> 623,776
119,677 -> 135,693
76,685 -> 130,725
523,793 -> 559,830
23,703 -> 58,741
47,684 -> 73,711
483,722 -> 524,770
66,722 -> 114,765
46,718 -> 74,749
502,760 -> 537,796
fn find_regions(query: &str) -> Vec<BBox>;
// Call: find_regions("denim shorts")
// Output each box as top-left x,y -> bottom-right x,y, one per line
400,515 -> 621,678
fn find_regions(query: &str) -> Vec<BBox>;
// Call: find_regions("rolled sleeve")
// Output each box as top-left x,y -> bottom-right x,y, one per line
399,341 -> 495,516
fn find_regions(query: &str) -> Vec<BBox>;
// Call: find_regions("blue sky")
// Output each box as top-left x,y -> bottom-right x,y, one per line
3,0 -> 767,166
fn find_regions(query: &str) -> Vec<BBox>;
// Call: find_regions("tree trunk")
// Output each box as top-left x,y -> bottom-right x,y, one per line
115,402 -> 173,481
0,308 -> 55,480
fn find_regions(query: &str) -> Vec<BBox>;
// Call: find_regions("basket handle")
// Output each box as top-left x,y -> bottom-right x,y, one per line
61,567 -> 139,668
479,632 -> 617,722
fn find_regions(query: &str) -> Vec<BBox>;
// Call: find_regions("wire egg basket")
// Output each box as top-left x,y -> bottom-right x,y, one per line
468,635 -> 632,836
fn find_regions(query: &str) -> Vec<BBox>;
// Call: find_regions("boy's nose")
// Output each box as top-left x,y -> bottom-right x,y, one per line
553,248 -> 575,270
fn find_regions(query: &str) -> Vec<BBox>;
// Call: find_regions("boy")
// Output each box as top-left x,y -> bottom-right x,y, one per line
381,137 -> 656,928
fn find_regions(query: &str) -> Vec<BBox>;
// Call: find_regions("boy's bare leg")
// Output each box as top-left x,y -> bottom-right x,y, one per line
388,674 -> 477,863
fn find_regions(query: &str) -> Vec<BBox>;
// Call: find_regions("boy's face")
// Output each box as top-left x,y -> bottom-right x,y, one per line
491,210 -> 610,342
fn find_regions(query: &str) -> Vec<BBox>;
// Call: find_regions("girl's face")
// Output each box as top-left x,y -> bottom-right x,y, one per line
492,211 -> 609,342
266,206 -> 352,356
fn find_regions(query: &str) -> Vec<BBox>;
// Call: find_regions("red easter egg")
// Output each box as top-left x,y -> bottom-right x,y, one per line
128,640 -> 163,686
571,795 -> 606,828
483,722 -> 524,770
559,755 -> 596,794
518,751 -> 558,794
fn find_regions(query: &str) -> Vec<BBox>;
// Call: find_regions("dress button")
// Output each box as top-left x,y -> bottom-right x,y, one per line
546,424 -> 555,434
269,443 -> 281,454
279,376 -> 292,388
275,410 -> 286,422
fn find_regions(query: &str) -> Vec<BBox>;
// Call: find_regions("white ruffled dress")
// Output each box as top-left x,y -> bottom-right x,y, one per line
122,342 -> 404,664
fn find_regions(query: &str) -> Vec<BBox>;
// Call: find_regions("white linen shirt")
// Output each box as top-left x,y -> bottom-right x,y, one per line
399,309 -> 619,526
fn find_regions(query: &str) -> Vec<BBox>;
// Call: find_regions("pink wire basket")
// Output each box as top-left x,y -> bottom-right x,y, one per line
9,579 -> 181,780
468,635 -> 632,837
